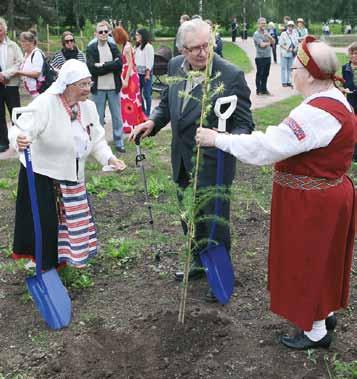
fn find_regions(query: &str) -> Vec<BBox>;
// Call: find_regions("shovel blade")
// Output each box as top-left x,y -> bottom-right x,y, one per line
200,244 -> 235,304
26,269 -> 71,330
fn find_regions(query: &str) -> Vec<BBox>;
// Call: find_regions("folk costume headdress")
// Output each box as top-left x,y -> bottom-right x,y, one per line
297,36 -> 344,84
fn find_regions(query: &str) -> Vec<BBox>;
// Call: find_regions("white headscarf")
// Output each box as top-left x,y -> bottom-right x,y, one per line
46,59 -> 91,95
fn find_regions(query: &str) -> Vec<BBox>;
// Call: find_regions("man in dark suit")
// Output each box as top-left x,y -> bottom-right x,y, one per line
130,19 -> 253,300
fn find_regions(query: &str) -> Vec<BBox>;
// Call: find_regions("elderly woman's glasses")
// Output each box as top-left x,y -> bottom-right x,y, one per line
65,39 -> 75,43
72,81 -> 94,89
184,43 -> 209,55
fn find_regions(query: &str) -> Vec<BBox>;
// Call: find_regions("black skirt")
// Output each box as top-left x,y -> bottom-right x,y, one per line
13,164 -> 59,270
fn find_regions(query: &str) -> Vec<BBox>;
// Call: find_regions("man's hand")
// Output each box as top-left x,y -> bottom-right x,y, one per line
195,127 -> 218,147
128,120 -> 155,142
0,73 -> 5,84
108,156 -> 126,171
17,134 -> 31,152
94,62 -> 103,68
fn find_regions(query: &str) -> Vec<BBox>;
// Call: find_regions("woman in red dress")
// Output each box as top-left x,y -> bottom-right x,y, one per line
113,27 -> 147,134
196,36 -> 356,350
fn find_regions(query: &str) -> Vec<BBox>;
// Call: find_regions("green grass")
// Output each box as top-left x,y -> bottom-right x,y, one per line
253,95 -> 303,131
222,42 -> 252,73
336,52 -> 348,74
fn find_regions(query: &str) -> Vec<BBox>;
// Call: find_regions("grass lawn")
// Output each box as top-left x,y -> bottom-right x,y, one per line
222,42 -> 252,73
253,95 -> 303,131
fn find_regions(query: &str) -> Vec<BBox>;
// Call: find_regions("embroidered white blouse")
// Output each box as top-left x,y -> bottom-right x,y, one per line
215,88 -> 353,166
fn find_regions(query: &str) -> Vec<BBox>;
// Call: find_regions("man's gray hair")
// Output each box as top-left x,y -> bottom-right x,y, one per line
176,18 -> 210,50
257,17 -> 266,23
0,17 -> 8,32
308,41 -> 338,76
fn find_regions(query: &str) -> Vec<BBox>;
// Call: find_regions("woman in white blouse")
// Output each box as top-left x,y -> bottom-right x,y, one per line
9,59 -> 126,271
135,28 -> 154,116
16,31 -> 44,97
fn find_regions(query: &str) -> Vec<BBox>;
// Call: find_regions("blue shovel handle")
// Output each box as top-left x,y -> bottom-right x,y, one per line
24,147 -> 43,278
208,148 -> 224,247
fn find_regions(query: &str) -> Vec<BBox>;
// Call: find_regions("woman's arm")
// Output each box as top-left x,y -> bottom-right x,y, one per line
122,44 -> 133,87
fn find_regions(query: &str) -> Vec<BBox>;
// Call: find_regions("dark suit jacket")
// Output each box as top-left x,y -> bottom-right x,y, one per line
149,54 -> 254,187
86,41 -> 122,94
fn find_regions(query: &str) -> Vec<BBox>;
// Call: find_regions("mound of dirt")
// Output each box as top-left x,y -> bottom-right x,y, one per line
40,310 -> 232,379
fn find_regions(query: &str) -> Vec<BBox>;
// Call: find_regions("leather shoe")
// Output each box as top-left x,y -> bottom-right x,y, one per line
326,314 -> 337,331
0,144 -> 9,153
175,266 -> 205,281
205,289 -> 218,303
280,331 -> 331,350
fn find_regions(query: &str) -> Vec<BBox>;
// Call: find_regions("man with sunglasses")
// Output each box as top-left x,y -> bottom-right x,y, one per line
86,21 -> 125,153
130,18 -> 253,301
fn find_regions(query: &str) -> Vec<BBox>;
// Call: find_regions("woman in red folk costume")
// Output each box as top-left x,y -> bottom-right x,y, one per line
113,27 -> 147,134
196,36 -> 356,350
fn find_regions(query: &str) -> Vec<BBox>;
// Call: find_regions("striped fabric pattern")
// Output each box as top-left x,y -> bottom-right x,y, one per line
57,181 -> 97,267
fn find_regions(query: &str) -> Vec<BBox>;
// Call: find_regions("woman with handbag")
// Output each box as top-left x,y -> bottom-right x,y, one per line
279,20 -> 299,87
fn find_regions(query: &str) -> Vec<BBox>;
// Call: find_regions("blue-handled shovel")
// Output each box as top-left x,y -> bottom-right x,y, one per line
199,95 -> 237,304
12,107 -> 71,330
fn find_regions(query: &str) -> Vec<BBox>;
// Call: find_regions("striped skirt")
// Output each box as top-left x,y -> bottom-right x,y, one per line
13,165 -> 97,270
57,181 -> 97,267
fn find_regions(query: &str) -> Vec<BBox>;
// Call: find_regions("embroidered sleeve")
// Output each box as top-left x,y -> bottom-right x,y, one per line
282,117 -> 306,141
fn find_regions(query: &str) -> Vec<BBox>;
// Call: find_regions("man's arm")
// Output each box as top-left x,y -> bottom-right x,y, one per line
148,60 -> 174,135
2,42 -> 23,80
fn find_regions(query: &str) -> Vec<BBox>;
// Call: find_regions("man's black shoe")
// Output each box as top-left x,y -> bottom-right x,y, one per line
326,314 -> 337,331
280,331 -> 331,350
175,267 -> 205,282
0,145 -> 9,153
205,289 -> 218,303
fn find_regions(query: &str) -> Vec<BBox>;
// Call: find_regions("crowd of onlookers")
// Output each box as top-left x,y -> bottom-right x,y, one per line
0,17 -> 154,153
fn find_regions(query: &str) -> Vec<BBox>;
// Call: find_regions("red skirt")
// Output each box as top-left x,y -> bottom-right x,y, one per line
268,175 -> 355,330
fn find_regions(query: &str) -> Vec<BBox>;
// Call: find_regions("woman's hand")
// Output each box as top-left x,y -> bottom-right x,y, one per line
108,156 -> 126,172
195,127 -> 218,147
16,134 -> 31,152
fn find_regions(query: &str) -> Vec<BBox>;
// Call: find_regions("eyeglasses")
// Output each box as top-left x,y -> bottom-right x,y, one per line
98,30 -> 109,35
71,81 -> 94,89
184,43 -> 209,55
65,39 -> 75,43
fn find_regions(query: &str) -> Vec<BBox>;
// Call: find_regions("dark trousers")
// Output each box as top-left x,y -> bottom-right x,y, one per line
0,85 -> 20,146
176,163 -> 231,265
232,31 -> 237,42
255,57 -> 271,93
272,44 -> 277,63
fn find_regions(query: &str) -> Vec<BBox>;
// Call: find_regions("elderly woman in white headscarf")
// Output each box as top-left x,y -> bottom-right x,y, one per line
9,59 -> 126,271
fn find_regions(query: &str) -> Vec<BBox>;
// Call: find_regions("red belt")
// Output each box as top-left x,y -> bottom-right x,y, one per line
273,170 -> 343,190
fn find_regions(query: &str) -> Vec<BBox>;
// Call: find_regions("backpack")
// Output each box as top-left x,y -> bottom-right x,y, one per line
31,50 -> 58,93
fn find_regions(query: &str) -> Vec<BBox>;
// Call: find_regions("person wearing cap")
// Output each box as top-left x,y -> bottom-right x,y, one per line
8,59 -> 126,271
196,36 -> 356,350
279,20 -> 299,87
296,18 -> 308,42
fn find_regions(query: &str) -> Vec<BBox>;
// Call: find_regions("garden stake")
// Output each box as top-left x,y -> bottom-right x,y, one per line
12,107 -> 72,330
134,134 -> 158,263
178,28 -> 216,324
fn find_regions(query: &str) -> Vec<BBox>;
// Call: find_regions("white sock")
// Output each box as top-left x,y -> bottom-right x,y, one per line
328,312 -> 334,318
304,319 -> 327,342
